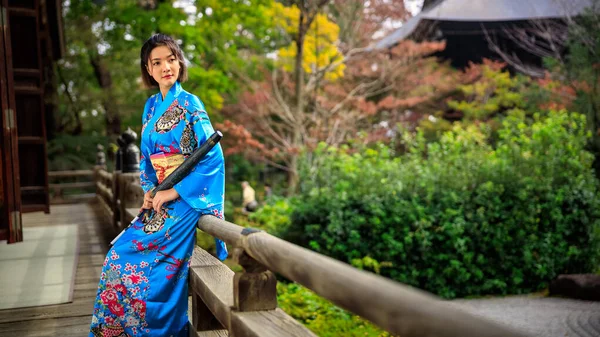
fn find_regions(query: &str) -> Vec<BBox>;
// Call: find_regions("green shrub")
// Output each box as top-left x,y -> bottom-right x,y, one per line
284,111 -> 600,298
47,134 -> 110,170
277,283 -> 392,337
248,197 -> 295,235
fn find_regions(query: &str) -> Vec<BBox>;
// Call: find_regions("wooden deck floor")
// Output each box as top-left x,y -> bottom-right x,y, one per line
0,202 -> 115,337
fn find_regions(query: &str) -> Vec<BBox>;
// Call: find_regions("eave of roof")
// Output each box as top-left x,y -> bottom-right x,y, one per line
374,0 -> 595,49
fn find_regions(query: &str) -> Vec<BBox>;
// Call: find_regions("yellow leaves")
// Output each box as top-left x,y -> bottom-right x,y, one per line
268,2 -> 299,36
270,2 -> 345,81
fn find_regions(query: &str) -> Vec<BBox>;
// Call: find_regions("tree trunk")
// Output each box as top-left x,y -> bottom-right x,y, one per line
289,11 -> 307,195
89,55 -> 121,136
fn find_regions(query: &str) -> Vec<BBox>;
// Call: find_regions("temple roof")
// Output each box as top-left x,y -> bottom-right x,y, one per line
375,0 -> 594,49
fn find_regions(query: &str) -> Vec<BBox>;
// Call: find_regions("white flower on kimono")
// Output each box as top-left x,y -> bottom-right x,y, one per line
126,316 -> 140,327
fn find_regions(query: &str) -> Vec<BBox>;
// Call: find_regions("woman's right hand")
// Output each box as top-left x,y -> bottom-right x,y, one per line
142,190 -> 154,209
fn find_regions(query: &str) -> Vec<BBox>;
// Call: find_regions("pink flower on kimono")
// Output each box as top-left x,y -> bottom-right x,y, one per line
140,261 -> 149,268
110,250 -> 120,260
108,302 -> 125,317
211,208 -> 223,219
100,289 -> 119,304
130,286 -> 141,297
123,271 -> 144,285
113,284 -> 127,296
131,299 -> 147,317
104,316 -> 116,325
109,263 -> 122,271
124,262 -> 137,272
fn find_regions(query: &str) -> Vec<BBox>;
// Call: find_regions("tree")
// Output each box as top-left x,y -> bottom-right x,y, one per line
57,0 -> 280,138
218,1 -> 473,194
554,2 -> 600,176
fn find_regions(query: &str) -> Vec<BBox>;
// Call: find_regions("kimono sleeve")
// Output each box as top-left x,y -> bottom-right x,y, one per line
173,96 -> 225,215
140,97 -> 158,194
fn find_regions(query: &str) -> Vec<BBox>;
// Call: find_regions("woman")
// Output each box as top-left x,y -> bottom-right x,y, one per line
89,34 -> 228,337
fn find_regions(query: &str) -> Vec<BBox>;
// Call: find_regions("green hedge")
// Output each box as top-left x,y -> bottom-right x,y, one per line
277,283 -> 391,337
284,111 -> 600,298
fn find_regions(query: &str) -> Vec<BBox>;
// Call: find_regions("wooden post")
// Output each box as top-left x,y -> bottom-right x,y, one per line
233,247 -> 278,312
94,144 -> 106,204
190,273 -> 224,331
113,171 -> 121,229
118,173 -> 140,226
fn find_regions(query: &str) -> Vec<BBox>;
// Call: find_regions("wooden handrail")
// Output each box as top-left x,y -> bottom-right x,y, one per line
198,215 -> 529,337
101,168 -> 530,337
48,170 -> 96,205
48,170 -> 93,178
49,182 -> 95,189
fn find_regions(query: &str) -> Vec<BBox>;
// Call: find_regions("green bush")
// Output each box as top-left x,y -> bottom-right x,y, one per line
277,283 -> 391,337
284,111 -> 600,298
248,196 -> 295,235
47,134 -> 110,171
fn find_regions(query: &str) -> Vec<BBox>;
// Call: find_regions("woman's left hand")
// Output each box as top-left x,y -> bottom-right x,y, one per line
152,188 -> 180,212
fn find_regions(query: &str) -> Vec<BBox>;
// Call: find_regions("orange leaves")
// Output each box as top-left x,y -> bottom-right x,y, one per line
536,71 -> 576,111
389,40 -> 446,58
377,96 -> 430,110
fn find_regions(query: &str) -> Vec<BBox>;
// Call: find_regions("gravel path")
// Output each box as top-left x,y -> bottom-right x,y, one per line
451,296 -> 600,337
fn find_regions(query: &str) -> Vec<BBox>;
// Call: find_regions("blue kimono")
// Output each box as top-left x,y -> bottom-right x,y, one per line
90,81 -> 227,337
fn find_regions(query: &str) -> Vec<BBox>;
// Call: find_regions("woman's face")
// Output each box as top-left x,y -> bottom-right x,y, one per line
147,45 -> 180,90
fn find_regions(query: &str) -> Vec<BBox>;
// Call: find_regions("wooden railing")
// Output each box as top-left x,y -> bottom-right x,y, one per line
93,163 -> 530,337
48,170 -> 95,204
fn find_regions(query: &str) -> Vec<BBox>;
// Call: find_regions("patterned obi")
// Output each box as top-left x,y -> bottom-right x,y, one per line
150,152 -> 184,184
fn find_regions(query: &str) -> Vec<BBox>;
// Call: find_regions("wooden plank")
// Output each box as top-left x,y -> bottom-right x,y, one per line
8,7 -> 37,17
0,315 -> 91,337
189,248 -> 234,330
197,330 -> 229,337
231,309 -> 316,337
48,170 -> 93,178
20,185 -> 45,191
188,322 -> 229,337
21,204 -> 48,213
49,181 -> 94,189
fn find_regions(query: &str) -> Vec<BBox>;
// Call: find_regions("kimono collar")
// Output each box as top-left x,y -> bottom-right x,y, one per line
157,81 -> 182,104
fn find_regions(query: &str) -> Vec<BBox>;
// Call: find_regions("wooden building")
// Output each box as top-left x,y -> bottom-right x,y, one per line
375,0 -> 594,76
0,0 -> 64,243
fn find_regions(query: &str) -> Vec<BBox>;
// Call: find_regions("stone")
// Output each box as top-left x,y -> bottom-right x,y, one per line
549,274 -> 600,301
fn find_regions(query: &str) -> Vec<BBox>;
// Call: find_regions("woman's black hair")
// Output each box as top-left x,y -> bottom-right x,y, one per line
140,34 -> 188,88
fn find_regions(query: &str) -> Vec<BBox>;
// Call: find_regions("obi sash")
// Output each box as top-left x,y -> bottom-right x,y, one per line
150,152 -> 185,184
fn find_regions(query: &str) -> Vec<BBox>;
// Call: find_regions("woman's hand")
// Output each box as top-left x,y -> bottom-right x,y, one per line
142,190 -> 154,210
152,188 -> 180,212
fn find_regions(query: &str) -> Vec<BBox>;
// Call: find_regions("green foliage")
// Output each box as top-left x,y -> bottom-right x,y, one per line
47,134 -> 109,170
277,283 -> 392,337
248,197 -> 295,235
545,3 -> 600,176
284,111 -> 600,298
447,66 -> 528,121
350,256 -> 392,275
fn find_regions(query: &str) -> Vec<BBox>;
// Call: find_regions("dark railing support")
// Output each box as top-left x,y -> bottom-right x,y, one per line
122,128 -> 140,173
115,135 -> 124,172
233,247 -> 278,312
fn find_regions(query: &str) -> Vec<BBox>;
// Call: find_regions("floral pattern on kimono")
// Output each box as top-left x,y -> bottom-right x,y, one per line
90,81 -> 227,337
